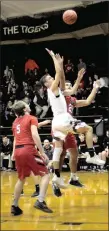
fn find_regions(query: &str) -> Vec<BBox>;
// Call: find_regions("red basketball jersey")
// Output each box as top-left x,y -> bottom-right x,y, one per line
12,114 -> 38,145
65,96 -> 76,115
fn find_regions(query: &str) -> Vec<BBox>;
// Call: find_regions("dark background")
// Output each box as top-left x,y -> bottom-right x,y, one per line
1,35 -> 108,84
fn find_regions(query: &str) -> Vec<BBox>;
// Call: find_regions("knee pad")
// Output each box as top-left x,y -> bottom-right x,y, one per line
53,147 -> 63,162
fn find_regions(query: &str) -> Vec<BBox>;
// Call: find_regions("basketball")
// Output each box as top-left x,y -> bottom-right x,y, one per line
63,10 -> 77,25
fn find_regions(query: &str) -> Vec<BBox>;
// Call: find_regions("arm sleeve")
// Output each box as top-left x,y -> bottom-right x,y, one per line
30,116 -> 38,127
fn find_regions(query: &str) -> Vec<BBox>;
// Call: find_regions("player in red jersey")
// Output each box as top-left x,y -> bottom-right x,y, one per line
11,101 -> 53,215
60,67 -> 105,164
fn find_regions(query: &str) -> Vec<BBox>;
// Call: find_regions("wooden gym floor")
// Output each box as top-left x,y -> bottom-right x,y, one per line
1,171 -> 108,230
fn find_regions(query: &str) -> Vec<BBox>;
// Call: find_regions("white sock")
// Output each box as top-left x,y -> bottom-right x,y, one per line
38,174 -> 49,203
71,173 -> 78,181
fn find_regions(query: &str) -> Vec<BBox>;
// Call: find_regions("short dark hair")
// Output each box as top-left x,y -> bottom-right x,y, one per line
2,135 -> 8,139
40,74 -> 48,87
12,101 -> 26,116
35,82 -> 43,91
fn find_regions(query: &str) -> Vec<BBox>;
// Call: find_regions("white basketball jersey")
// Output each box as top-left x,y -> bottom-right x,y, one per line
47,88 -> 67,117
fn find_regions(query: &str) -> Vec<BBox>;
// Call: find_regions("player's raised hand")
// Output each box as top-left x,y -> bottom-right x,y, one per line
77,68 -> 85,80
45,48 -> 63,65
43,120 -> 51,125
93,80 -> 101,90
55,54 -> 64,65
45,48 -> 55,58
46,48 -> 63,76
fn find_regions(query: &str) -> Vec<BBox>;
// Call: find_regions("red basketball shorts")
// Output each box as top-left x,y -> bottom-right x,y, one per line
14,145 -> 48,180
63,133 -> 77,150
52,132 -> 77,150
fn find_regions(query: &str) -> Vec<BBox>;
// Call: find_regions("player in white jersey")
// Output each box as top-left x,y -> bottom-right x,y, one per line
47,87 -> 75,140
40,49 -> 79,188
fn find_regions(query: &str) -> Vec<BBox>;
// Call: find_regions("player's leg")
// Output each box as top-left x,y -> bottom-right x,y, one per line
99,149 -> 109,162
31,173 -> 40,197
11,145 -> 53,214
76,124 -> 94,155
52,145 -> 66,197
60,134 -> 84,187
28,151 -> 53,213
34,173 -> 52,213
75,123 -> 105,165
68,148 -> 84,187
52,139 -> 67,188
11,148 -> 27,216
51,114 -> 76,189
11,178 -> 25,216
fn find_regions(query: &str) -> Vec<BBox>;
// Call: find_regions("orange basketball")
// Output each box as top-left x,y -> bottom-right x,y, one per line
63,10 -> 77,25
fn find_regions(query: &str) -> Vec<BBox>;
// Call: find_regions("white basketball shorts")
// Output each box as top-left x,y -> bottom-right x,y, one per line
52,113 -> 74,141
52,113 -> 87,140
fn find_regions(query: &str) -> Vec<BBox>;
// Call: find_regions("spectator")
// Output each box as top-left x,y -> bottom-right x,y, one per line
3,66 -> 13,82
103,130 -> 109,149
23,89 -> 30,97
9,88 -> 17,101
78,58 -> 86,71
0,91 -> 6,125
25,58 -> 39,74
23,96 -> 31,105
78,134 -> 87,157
43,139 -> 53,160
77,134 -> 88,171
5,100 -> 14,124
22,81 -> 29,91
65,59 -> 74,83
8,78 -> 17,94
0,136 -> 13,170
99,130 -> 109,163
93,134 -> 103,155
33,83 -> 49,118
22,96 -> 35,115
65,59 -> 74,73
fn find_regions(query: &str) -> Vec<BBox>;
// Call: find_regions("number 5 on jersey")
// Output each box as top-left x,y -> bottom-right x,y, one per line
16,124 -> 20,134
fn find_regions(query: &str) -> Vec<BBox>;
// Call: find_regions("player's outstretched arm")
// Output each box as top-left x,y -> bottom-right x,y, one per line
38,120 -> 51,128
63,68 -> 85,96
46,48 -> 63,92
75,80 -> 101,107
59,57 -> 66,91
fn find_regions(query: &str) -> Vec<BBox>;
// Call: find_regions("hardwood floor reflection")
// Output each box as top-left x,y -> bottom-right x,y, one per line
1,171 -> 108,230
